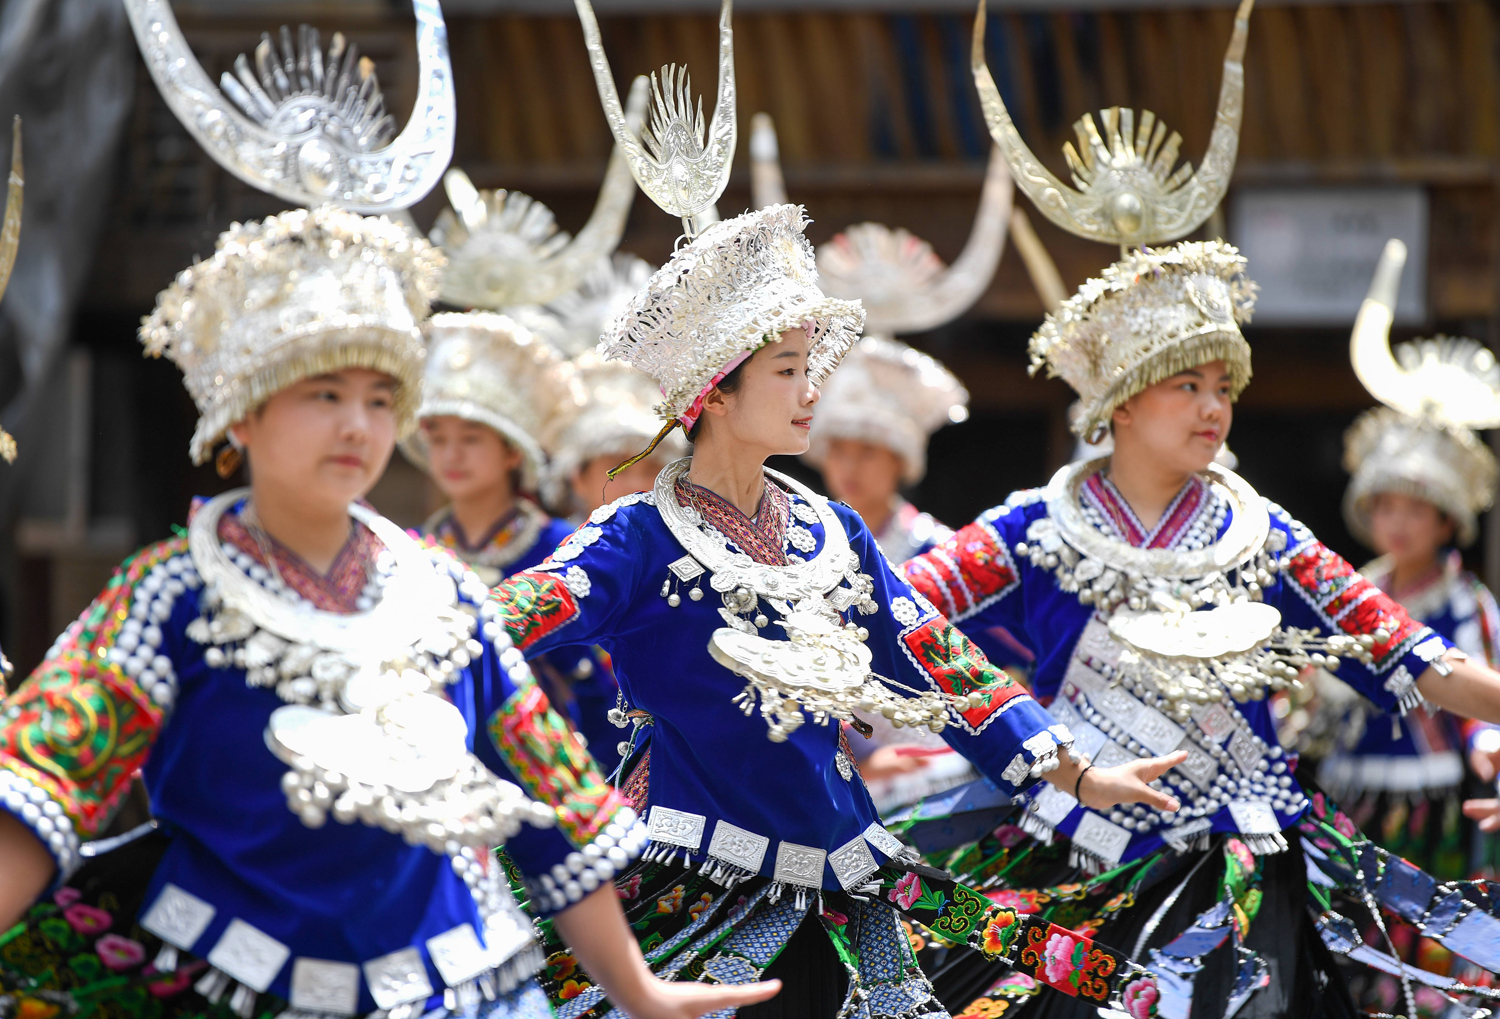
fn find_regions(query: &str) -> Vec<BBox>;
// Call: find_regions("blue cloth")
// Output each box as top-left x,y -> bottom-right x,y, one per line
515,488 -> 1064,890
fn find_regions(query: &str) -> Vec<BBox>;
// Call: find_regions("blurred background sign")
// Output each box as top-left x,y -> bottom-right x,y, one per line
1233,186 -> 1429,325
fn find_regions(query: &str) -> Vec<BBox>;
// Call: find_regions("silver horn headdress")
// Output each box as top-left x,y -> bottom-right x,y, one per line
973,0 -> 1253,248
0,118 -> 21,464
1352,239 -> 1500,431
430,76 -> 648,311
1343,239 -> 1500,547
125,0 -> 454,212
575,0 -> 734,238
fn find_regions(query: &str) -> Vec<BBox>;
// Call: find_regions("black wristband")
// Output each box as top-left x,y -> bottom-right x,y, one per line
1073,762 -> 1094,803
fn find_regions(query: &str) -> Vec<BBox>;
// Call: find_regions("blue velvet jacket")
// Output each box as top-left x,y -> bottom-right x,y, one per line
488,480 -> 1071,892
903,478 -> 1451,866
0,503 -> 635,1013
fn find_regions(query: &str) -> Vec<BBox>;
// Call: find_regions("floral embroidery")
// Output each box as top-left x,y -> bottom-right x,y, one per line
981,908 -> 1020,955
61,904 -> 111,935
546,950 -> 581,982
903,519 -> 1018,621
558,979 -> 591,1001
821,908 -> 848,926
890,872 -> 923,910
1283,535 -> 1428,672
656,885 -> 686,914
488,684 -> 625,846
95,933 -> 146,971
1122,975 -> 1161,1019
488,571 -> 580,651
987,888 -> 1048,913
901,619 -> 1029,733
1018,923 -> 1116,1001
687,892 -> 714,921
1042,930 -> 1081,984
616,875 -> 642,901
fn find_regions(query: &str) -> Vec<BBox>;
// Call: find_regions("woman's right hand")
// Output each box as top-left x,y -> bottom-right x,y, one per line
1046,749 -> 1186,814
1078,751 -> 1186,812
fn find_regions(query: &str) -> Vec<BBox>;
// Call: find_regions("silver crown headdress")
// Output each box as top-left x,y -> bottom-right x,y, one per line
125,0 -> 453,213
750,113 -> 1013,337
1343,240 -> 1500,547
129,1 -> 455,467
142,208 -> 443,465
973,0 -> 1253,248
1032,241 -> 1257,442
429,77 -> 648,312
576,0 -> 862,476
805,337 -> 969,485
404,313 -> 581,493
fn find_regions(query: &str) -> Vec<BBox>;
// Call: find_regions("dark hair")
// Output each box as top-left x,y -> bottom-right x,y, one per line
686,358 -> 748,442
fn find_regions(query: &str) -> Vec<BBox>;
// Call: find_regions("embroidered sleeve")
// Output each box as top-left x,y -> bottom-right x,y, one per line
0,538 -> 193,881
902,506 -> 1025,629
1270,507 -> 1449,715
854,511 -> 1070,795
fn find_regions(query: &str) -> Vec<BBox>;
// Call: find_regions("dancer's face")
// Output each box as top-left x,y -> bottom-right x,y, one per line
232,368 -> 398,511
421,416 -> 523,503
699,328 -> 821,457
1368,492 -> 1454,566
1112,360 -> 1234,475
820,439 -> 903,509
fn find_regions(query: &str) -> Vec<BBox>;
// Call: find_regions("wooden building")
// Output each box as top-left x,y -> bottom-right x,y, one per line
11,0 -> 1500,670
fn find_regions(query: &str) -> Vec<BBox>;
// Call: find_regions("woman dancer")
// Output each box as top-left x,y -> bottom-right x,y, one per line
407,314 -> 621,773
481,198 -> 1196,1019
900,241 -> 1500,1017
1318,393 -> 1500,878
0,207 -> 775,1019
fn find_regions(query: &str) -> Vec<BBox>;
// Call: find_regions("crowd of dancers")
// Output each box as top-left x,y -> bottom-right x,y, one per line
2,1 -> 1500,1017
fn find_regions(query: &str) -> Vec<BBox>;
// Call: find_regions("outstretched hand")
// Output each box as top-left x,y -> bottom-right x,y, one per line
1046,749 -> 1186,813
1078,750 -> 1186,813
1463,796 -> 1500,833
552,883 -> 783,1019
613,977 -> 783,1019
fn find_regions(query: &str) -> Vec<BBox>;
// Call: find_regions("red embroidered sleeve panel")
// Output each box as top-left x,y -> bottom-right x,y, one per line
903,516 -> 1022,622
0,538 -> 188,879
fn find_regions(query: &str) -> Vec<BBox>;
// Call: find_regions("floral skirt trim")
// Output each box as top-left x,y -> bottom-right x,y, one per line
903,785 -> 1500,1018
2,830 -> 551,1019
518,855 -> 1162,1019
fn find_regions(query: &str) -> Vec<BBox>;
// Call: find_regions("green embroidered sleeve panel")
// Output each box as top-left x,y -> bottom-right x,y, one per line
0,538 -> 190,879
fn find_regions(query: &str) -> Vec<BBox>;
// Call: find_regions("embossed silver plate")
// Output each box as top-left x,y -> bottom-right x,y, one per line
362,947 -> 434,1010
647,806 -> 707,852
426,924 -> 489,987
772,842 -> 826,888
708,820 -> 770,873
290,958 -> 360,1016
205,918 -> 291,993
140,883 -> 216,951
828,836 -> 879,890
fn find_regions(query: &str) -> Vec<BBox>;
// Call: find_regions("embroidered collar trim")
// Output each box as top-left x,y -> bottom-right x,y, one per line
423,499 -> 548,572
1082,472 -> 1209,550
